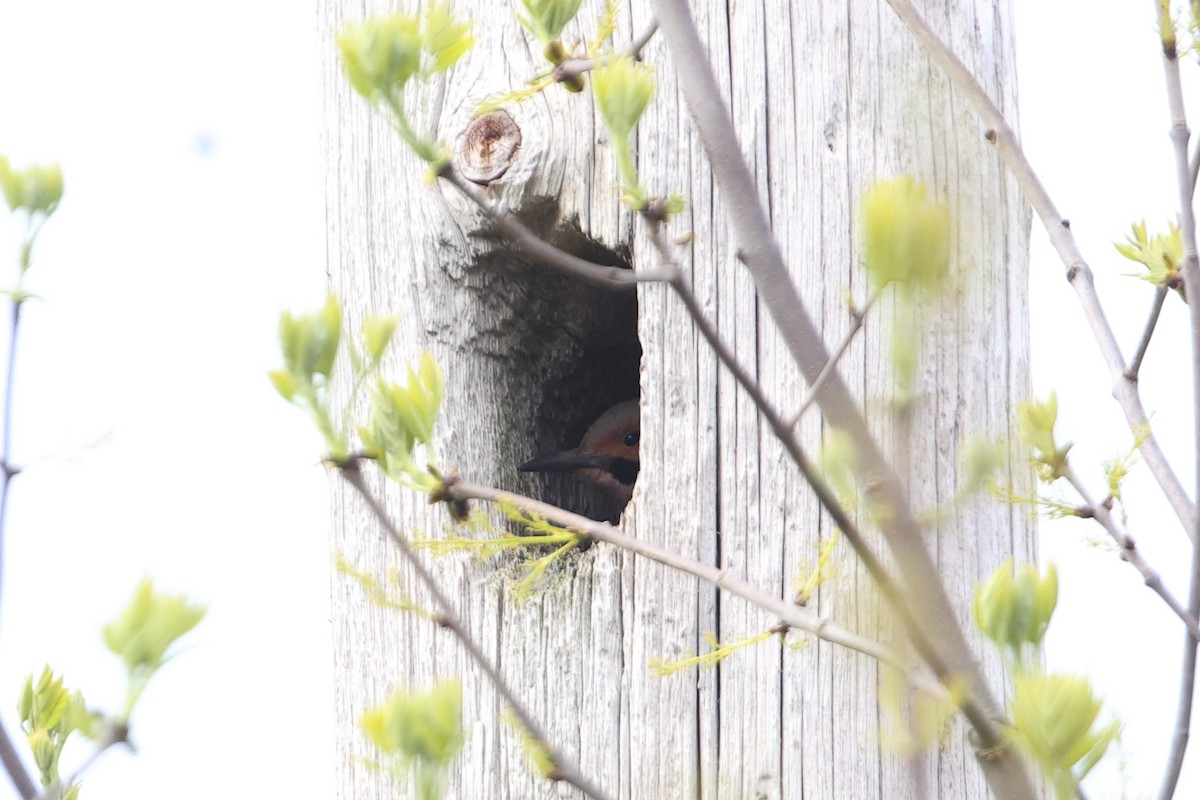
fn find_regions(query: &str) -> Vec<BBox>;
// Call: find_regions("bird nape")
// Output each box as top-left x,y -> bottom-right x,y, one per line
519,399 -> 640,524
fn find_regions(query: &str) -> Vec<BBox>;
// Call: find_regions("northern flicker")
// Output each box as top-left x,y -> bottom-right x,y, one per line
518,399 -> 640,523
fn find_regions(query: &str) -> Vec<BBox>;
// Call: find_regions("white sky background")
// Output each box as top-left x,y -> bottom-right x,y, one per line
0,1 -> 1196,798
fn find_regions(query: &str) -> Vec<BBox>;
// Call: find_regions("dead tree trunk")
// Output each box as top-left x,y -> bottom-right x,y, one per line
317,1 -> 1032,797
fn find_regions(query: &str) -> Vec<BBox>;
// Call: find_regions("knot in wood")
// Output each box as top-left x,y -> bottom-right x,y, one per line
455,109 -> 521,185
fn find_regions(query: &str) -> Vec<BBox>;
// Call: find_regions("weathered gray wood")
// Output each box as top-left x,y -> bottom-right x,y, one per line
318,0 -> 1032,798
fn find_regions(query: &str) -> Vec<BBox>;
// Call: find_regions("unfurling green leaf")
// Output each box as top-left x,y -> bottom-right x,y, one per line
422,3 -> 475,75
338,14 -> 423,101
973,559 -> 1057,666
279,295 -> 342,386
360,351 -> 444,488
1018,394 -> 1071,482
1115,219 -> 1183,292
860,175 -> 951,290
517,0 -> 584,48
362,314 -> 400,364
1009,672 -> 1119,800
269,368 -> 299,401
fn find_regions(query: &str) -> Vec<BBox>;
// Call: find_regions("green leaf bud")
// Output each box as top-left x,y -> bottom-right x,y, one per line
26,666 -> 70,732
27,727 -> 56,781
361,678 -> 464,767
1017,394 -> 1071,481
0,157 -> 63,216
592,56 -> 655,141
102,579 -> 207,677
860,175 -> 951,290
278,295 -> 342,386
974,558 -> 1057,661
338,7 -> 473,103
1115,219 -> 1183,291
338,14 -> 423,101
1009,672 -> 1118,799
18,674 -> 33,726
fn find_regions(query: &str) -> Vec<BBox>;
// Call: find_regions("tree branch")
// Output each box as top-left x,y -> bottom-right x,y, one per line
1150,3 -> 1200,795
339,465 -> 611,800
0,719 -> 37,800
1189,135 -> 1199,200
882,0 -> 1197,543
1125,285 -> 1169,381
440,167 -> 674,289
0,296 -> 23,637
647,3 -> 1036,796
441,477 -> 949,703
1062,468 -> 1200,639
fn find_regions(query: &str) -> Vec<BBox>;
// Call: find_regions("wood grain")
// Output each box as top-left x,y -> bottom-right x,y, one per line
316,1 -> 1032,797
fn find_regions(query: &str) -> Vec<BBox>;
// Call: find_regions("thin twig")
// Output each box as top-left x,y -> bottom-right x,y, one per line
787,291 -> 878,428
882,0 -> 1196,544
1126,285 -> 1169,381
340,466 -> 611,800
440,168 -> 672,289
0,719 -> 37,800
555,20 -> 659,82
1063,468 -> 1200,639
1151,2 -> 1200,796
1189,136 -> 1199,199
647,4 -> 1034,796
0,296 -> 22,637
443,477 -> 949,704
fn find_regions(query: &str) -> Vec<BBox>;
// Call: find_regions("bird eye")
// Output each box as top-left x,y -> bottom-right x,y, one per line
623,431 -> 639,447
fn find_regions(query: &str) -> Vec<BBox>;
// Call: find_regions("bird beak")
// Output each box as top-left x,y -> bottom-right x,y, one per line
518,449 -> 612,474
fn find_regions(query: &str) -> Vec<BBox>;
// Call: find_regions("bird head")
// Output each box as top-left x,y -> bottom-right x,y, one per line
518,399 -> 640,518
